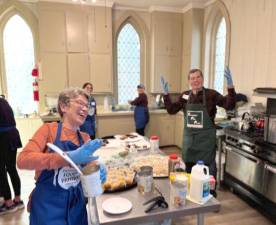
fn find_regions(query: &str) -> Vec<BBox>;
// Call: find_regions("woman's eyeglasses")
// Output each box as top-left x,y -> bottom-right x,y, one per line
70,100 -> 89,109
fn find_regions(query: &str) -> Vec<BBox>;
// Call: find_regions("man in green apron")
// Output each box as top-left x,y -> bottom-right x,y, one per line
161,68 -> 236,194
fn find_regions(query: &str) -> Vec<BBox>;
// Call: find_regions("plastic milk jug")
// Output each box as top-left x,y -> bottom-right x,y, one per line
189,161 -> 210,203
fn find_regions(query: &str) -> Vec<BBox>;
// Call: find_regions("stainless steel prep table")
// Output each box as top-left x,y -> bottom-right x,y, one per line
92,179 -> 220,225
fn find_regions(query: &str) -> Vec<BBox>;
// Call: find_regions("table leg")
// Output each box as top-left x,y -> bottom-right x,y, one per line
197,213 -> 204,225
217,136 -> 222,189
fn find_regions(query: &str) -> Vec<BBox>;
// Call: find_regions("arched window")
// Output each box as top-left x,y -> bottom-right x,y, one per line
214,18 -> 226,94
3,14 -> 36,116
203,1 -> 230,95
117,23 -> 140,105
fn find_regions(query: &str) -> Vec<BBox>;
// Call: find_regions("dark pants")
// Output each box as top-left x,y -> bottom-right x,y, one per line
0,146 -> 21,200
136,128 -> 145,136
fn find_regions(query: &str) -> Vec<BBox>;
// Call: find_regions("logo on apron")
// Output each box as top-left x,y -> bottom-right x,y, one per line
187,111 -> 203,128
56,167 -> 80,190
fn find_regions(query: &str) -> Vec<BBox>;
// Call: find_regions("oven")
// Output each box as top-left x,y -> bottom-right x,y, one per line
224,143 -> 264,194
263,163 -> 276,203
223,127 -> 276,222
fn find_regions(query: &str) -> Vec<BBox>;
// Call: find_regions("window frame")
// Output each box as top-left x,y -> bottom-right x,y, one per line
114,12 -> 150,104
116,22 -> 141,105
203,1 -> 231,94
0,1 -> 38,98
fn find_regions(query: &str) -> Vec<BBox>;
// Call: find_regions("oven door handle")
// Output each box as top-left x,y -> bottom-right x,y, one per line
226,146 -> 260,164
264,164 -> 276,174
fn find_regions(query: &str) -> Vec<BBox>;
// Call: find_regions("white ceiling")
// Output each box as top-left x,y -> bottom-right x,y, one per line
29,0 -> 211,11
111,0 -> 208,9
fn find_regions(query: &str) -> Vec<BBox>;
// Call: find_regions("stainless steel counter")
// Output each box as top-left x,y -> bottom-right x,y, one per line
92,179 -> 220,225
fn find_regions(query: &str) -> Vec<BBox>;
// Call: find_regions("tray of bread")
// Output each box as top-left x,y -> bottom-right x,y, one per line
103,166 -> 137,193
130,154 -> 169,178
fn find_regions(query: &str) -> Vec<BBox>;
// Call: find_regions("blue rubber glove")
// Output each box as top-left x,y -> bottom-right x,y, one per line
67,139 -> 102,165
224,66 -> 233,87
160,76 -> 169,94
99,163 -> 106,183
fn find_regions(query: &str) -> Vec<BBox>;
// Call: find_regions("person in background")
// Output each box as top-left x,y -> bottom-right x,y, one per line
17,88 -> 106,225
0,95 -> 24,215
161,68 -> 236,196
80,82 -> 97,139
128,84 -> 149,136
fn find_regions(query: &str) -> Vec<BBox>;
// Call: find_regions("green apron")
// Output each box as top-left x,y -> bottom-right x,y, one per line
182,88 -> 216,165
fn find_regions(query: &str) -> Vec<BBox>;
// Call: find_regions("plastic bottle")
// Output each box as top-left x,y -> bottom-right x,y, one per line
189,161 -> 210,203
149,136 -> 159,152
170,174 -> 188,207
168,154 -> 180,174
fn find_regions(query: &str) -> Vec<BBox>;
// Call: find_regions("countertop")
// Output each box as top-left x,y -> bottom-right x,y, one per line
40,109 -> 167,122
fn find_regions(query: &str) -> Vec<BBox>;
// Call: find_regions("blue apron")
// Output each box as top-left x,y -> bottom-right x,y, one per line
80,96 -> 96,137
30,122 -> 88,225
134,106 -> 149,129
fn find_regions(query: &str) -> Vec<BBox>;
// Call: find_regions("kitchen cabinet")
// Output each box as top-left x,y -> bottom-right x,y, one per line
90,54 -> 112,93
39,53 -> 67,94
88,6 -> 112,54
68,53 -> 90,88
16,118 -> 43,149
66,11 -> 88,53
97,114 -> 135,138
151,12 -> 182,93
146,113 -> 175,146
39,10 -> 66,52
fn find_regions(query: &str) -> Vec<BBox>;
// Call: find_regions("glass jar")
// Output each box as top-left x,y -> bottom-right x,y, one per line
137,166 -> 154,194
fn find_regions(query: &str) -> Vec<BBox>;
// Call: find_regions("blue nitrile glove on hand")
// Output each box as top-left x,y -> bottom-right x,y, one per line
224,66 -> 233,87
99,163 -> 106,183
160,76 -> 169,94
67,139 -> 102,165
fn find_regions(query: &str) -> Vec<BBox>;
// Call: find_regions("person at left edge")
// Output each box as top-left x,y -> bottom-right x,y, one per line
17,88 -> 106,225
80,82 -> 97,139
0,95 -> 24,215
128,84 -> 149,136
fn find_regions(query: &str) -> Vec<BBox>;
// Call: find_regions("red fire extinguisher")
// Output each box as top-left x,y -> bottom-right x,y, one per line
32,66 -> 39,101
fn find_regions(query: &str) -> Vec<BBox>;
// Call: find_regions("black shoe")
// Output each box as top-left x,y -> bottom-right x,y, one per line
0,204 -> 17,215
13,200 -> 25,210
210,190 -> 217,198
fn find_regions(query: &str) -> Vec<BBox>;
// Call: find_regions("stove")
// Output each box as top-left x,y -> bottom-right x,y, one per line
223,127 -> 276,222
224,127 -> 276,164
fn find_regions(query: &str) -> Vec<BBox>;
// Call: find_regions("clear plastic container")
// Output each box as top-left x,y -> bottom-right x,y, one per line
170,174 -> 188,207
150,135 -> 159,153
168,154 -> 180,174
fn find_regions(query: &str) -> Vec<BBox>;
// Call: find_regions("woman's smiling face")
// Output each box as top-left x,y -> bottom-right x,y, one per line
62,95 -> 88,128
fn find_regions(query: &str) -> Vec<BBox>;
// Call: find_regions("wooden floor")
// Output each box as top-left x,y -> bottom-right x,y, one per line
0,147 -> 274,225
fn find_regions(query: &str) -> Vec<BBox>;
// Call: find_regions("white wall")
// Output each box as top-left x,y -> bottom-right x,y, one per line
205,0 -> 276,104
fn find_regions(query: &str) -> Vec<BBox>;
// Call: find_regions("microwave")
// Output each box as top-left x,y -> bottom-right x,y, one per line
264,115 -> 276,144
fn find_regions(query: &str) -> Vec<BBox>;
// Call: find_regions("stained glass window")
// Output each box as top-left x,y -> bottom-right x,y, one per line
214,18 -> 226,94
117,23 -> 140,105
3,15 -> 36,116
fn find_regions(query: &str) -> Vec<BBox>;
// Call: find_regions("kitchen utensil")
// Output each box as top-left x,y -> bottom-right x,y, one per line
143,194 -> 168,213
47,143 -> 83,175
102,197 -> 132,214
240,112 -> 254,132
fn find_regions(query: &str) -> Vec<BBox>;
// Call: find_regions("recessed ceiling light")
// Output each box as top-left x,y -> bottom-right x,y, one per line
92,0 -> 97,3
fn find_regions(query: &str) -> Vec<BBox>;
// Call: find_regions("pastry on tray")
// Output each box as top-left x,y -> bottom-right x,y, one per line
103,167 -> 136,192
130,155 -> 169,177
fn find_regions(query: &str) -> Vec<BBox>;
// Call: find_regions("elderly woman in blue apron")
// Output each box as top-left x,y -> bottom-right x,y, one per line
161,68 -> 236,190
17,88 -> 106,225
128,84 -> 149,136
80,82 -> 97,139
